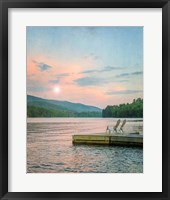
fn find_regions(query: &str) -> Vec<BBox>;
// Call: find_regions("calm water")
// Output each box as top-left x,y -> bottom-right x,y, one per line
27,118 -> 143,173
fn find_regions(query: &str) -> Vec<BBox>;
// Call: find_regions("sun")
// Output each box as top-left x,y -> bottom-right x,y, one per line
53,86 -> 61,94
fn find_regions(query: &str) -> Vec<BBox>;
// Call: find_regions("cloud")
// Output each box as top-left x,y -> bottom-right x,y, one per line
116,71 -> 143,78
33,60 -> 52,71
74,74 -> 129,86
27,86 -> 49,92
100,66 -> 123,72
115,80 -> 129,83
84,53 -> 99,60
48,73 -> 70,84
48,79 -> 60,84
56,73 -> 70,77
74,77 -> 108,86
116,73 -> 129,78
81,69 -> 99,74
27,80 -> 49,92
80,66 -> 123,74
131,71 -> 143,75
52,73 -> 70,82
106,90 -> 143,95
47,73 -> 71,85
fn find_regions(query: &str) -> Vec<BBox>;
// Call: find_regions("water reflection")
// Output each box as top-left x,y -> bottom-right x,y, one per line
27,118 -> 143,173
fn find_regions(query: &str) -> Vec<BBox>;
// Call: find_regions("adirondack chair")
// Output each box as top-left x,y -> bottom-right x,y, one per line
106,119 -> 121,133
113,119 -> 121,133
119,119 -> 126,133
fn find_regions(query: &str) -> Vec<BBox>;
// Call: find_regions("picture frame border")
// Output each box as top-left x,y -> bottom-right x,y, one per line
0,0 -> 169,199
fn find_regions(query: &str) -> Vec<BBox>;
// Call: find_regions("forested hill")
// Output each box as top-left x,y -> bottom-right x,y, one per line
27,95 -> 143,118
27,95 -> 102,117
102,98 -> 143,118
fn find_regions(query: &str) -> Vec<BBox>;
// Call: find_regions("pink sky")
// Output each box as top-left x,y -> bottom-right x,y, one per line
27,27 -> 143,109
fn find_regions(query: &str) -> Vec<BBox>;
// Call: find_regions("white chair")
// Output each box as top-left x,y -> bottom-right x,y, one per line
106,119 -> 121,133
119,119 -> 126,133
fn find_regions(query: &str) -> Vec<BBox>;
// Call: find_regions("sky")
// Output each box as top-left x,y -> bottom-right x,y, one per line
27,26 -> 143,109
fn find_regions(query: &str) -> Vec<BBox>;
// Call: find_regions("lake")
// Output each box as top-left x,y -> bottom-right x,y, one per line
27,118 -> 143,173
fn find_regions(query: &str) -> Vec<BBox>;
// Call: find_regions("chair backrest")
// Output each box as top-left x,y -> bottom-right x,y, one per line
115,119 -> 121,128
120,119 -> 126,128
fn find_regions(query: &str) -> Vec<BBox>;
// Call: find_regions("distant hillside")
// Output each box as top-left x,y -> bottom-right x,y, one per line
27,95 -> 102,118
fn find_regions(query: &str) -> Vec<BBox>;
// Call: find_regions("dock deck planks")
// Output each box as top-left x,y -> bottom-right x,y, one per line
72,133 -> 143,147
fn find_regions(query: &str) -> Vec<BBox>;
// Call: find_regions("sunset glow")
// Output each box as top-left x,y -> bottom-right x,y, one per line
27,27 -> 143,108
53,86 -> 61,94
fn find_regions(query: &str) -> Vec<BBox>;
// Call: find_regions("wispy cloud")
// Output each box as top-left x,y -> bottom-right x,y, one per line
81,69 -> 99,74
116,71 -> 143,78
27,80 -> 49,92
48,79 -> 60,84
106,90 -> 143,95
33,60 -> 52,71
74,76 -> 108,86
115,80 -> 129,83
116,73 -> 129,78
27,86 -> 49,92
84,53 -> 99,60
75,74 -> 129,86
56,73 -> 70,77
131,71 -> 143,75
101,66 -> 123,72
81,65 -> 123,74
48,73 -> 71,85
53,73 -> 71,82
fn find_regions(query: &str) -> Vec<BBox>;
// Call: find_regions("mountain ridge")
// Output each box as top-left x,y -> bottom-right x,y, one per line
27,95 -> 102,114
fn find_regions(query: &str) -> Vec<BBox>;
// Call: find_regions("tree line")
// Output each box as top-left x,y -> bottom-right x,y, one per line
102,98 -> 143,118
27,105 -> 102,118
27,98 -> 143,118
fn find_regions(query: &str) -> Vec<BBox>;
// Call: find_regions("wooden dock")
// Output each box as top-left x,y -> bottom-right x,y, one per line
72,133 -> 143,147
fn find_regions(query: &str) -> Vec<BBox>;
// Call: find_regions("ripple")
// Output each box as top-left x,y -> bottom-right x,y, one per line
27,118 -> 143,173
